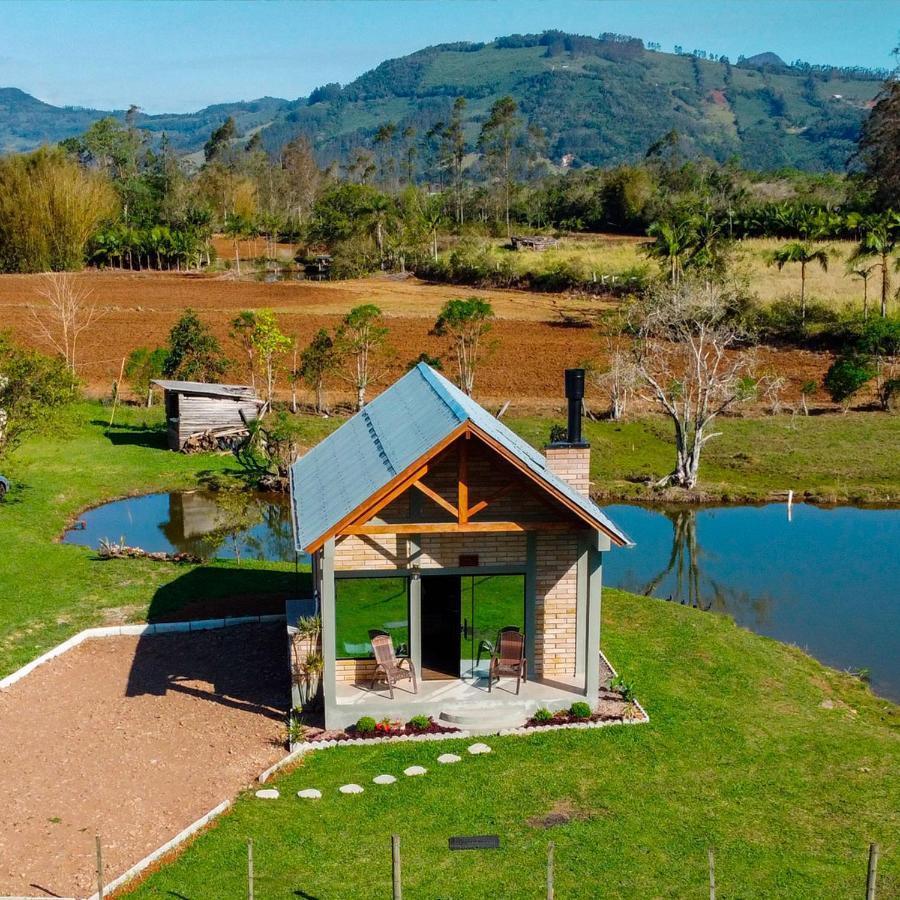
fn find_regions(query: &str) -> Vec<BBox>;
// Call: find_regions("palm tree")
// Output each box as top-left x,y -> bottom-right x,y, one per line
850,212 -> 899,318
643,219 -> 697,285
847,261 -> 878,321
768,241 -> 829,321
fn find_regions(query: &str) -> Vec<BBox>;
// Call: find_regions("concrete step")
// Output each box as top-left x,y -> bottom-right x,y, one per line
439,706 -> 528,730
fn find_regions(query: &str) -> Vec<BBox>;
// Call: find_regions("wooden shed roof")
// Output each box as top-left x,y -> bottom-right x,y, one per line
151,380 -> 260,401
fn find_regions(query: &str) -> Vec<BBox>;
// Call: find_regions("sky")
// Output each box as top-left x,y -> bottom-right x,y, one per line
2,0 -> 898,114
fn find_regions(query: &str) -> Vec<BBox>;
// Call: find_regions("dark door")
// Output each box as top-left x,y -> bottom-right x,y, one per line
421,575 -> 461,679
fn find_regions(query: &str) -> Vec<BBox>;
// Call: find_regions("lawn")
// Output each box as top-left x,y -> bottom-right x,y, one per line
125,588 -> 899,899
3,403 -> 899,680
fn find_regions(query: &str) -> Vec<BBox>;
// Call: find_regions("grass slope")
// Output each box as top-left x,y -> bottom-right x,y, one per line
126,589 -> 898,899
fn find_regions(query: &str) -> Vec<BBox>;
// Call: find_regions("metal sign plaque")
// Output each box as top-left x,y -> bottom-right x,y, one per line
449,835 -> 500,851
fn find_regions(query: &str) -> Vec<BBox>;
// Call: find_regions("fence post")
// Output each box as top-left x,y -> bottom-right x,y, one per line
248,838 -> 254,900
96,834 -> 104,900
867,842 -> 879,900
547,841 -> 555,899
392,834 -> 402,900
708,847 -> 715,900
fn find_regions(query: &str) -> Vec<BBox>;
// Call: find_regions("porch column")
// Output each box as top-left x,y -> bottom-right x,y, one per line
321,538 -> 337,723
408,536 -> 422,677
525,531 -> 537,679
585,532 -> 610,700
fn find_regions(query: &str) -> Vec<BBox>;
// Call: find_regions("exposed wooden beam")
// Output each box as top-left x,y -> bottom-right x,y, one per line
468,480 -> 516,518
343,521 -> 576,536
458,436 -> 469,525
411,480 -> 458,518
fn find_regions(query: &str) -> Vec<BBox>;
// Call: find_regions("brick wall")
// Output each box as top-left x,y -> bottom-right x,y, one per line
544,446 -> 591,496
534,532 -> 579,677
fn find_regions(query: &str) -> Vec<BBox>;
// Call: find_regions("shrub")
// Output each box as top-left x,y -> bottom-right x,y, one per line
879,377 -> 900,412
569,701 -> 593,719
610,674 -> 636,702
407,714 -> 431,731
355,716 -> 377,735
533,707 -> 554,722
824,354 -> 875,407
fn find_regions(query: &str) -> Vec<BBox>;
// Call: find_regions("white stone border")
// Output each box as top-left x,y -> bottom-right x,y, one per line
0,616 -> 286,691
84,799 -> 232,900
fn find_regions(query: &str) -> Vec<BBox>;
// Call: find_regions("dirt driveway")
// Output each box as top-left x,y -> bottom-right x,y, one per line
0,624 -> 288,898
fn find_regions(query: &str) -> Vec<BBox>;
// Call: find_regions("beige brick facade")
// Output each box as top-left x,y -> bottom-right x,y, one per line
544,446 -> 591,496
329,437 -> 591,682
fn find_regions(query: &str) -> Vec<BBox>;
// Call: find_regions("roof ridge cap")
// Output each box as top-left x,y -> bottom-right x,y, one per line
416,363 -> 468,423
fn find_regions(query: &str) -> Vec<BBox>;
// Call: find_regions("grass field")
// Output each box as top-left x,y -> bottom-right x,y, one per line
124,588 -> 899,899
452,235 -> 874,310
2,402 -> 899,682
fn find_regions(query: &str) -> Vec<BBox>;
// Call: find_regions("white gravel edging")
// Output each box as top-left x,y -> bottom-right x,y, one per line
0,616 -> 287,691
84,798 -> 232,900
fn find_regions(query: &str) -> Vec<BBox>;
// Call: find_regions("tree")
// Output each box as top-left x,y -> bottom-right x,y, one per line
299,328 -> 339,414
643,219 -> 697,285
434,97 -> 468,226
0,333 -> 78,461
125,346 -> 167,406
849,212 -> 899,318
847,261 -> 879,321
768,241 -> 829,321
335,304 -> 389,410
249,309 -> 292,410
231,310 -> 258,388
29,273 -> 102,374
224,213 -> 253,275
432,297 -> 494,396
824,354 -> 875,411
856,78 -> 900,209
478,96 -> 521,237
631,282 -> 757,489
163,309 -> 228,381
204,117 -> 237,163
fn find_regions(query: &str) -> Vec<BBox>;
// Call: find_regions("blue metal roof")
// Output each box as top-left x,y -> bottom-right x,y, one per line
290,363 -> 630,551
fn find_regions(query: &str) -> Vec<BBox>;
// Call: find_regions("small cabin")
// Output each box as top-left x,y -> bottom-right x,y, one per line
511,235 -> 559,252
151,380 -> 263,451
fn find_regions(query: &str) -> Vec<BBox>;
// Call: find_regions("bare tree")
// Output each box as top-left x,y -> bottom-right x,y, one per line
29,273 -> 102,374
631,282 -> 756,489
588,338 -> 640,421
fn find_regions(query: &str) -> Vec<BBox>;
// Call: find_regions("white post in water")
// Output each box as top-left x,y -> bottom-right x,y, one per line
787,489 -> 794,522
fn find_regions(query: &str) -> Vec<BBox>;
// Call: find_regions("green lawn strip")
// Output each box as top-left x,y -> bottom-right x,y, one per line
124,589 -> 898,899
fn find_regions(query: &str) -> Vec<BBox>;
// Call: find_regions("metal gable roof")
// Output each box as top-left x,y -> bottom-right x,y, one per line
151,380 -> 259,400
290,363 -> 630,552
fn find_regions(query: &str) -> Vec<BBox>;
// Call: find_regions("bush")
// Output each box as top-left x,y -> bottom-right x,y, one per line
879,377 -> 900,412
407,714 -> 431,731
569,701 -> 593,719
355,716 -> 377,735
610,674 -> 636,702
824,354 -> 875,406
533,707 -> 554,722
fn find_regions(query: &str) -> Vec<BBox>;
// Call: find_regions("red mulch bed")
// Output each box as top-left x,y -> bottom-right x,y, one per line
0,624 -> 289,898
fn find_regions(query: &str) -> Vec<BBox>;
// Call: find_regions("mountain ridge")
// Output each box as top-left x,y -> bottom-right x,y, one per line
0,32 -> 886,170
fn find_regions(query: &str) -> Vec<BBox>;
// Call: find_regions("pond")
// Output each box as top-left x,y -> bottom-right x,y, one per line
63,490 -> 300,564
603,503 -> 900,703
63,492 -> 900,701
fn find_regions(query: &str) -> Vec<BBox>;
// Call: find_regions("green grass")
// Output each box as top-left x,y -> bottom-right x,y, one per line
510,413 -> 900,504
125,589 -> 898,899
0,402 -> 302,679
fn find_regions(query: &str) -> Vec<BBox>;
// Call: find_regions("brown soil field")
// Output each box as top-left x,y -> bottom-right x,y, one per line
0,624 -> 287,898
0,270 -> 834,413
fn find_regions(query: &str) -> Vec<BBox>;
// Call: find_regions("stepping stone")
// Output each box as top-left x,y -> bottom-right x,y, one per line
403,765 -> 427,777
297,788 -> 322,800
467,743 -> 492,755
255,789 -> 279,799
373,774 -> 397,785
339,783 -> 364,794
437,753 -> 461,764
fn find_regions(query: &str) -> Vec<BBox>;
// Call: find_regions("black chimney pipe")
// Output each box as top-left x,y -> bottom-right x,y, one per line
564,368 -> 585,445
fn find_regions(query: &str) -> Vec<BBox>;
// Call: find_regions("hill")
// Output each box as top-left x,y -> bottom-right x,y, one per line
0,32 -> 886,170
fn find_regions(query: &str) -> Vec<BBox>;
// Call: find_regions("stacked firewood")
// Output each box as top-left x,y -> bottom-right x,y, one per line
181,426 -> 249,453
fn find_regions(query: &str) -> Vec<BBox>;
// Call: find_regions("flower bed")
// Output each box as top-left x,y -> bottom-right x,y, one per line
295,716 -> 462,746
523,691 -> 639,728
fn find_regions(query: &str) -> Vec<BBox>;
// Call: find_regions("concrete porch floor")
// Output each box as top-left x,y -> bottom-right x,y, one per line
332,670 -> 592,731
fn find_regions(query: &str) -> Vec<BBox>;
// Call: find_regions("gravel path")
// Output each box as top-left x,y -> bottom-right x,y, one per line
0,624 -> 288,898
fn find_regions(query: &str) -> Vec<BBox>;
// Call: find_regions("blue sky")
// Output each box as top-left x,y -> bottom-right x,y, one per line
3,1 -> 898,113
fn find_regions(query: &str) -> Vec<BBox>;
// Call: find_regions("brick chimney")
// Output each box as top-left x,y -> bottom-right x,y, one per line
545,368 -> 591,497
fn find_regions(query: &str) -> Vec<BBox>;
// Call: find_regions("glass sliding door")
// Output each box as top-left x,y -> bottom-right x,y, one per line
460,574 -> 525,680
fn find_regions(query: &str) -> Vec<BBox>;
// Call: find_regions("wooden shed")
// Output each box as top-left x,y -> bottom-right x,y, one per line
151,380 -> 263,451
